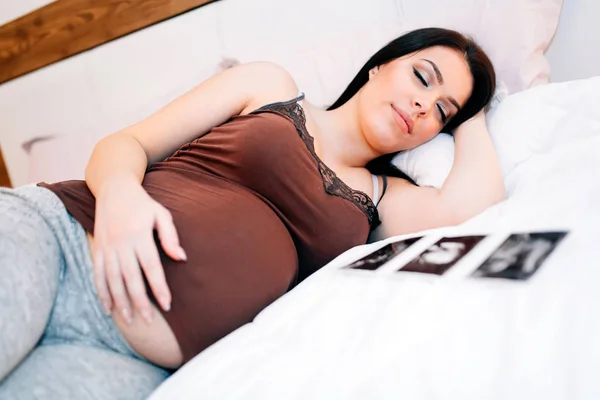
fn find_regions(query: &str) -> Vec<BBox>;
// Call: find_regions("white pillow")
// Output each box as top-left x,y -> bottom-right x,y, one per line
486,76 -> 600,179
390,134 -> 455,188
394,76 -> 600,190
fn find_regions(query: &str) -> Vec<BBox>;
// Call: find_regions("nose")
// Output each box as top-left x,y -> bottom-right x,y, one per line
413,94 -> 436,117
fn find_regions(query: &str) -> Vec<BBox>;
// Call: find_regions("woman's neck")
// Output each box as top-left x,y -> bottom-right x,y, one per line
303,96 -> 380,169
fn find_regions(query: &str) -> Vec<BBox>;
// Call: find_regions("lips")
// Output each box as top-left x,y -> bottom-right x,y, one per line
391,105 -> 414,135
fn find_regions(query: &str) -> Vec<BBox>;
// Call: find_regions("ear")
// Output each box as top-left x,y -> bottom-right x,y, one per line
368,65 -> 380,80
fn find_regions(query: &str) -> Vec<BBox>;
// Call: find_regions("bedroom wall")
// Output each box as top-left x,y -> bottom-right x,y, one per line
546,0 -> 600,82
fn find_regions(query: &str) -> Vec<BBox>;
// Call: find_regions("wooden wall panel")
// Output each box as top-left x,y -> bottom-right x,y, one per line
0,0 -> 219,85
0,147 -> 11,187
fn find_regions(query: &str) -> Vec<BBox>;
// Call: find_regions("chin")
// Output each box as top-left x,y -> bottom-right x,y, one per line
370,140 -> 400,156
370,132 -> 404,154
364,117 -> 407,153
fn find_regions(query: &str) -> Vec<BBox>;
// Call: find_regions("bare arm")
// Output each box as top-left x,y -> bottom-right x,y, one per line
85,61 -> 299,197
439,112 -> 505,221
371,112 -> 505,241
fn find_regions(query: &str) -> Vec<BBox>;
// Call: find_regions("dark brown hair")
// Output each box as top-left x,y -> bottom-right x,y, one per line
327,27 -> 496,181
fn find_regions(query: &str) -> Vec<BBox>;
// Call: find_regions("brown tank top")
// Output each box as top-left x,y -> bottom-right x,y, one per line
39,94 -> 381,363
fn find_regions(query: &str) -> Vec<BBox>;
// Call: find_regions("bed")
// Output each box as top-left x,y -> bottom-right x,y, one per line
149,76 -> 600,398
0,0 -> 599,398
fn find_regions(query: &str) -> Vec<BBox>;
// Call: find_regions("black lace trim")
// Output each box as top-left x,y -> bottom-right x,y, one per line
252,94 -> 381,230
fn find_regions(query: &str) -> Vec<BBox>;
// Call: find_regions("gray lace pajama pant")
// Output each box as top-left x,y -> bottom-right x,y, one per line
0,185 -> 170,399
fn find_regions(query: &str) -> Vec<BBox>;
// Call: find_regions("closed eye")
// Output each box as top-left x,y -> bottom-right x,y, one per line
415,68 -> 448,124
437,104 -> 448,124
413,68 -> 428,87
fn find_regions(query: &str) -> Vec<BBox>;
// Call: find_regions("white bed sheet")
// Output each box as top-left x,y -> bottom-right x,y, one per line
149,81 -> 600,399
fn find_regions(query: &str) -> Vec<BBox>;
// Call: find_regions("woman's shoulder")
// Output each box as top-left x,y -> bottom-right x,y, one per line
238,61 -> 300,115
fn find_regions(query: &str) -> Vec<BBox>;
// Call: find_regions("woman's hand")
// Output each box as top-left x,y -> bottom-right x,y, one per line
91,174 -> 186,324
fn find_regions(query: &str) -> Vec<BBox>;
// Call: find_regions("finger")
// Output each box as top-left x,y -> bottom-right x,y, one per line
105,250 -> 133,325
92,251 -> 112,315
119,248 -> 154,324
155,209 -> 186,262
135,238 -> 172,312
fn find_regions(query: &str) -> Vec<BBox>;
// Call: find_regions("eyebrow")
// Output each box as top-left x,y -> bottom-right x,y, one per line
421,58 -> 462,111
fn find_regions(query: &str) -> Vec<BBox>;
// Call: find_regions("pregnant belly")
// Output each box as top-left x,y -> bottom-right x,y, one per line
112,299 -> 184,368
155,183 -> 299,364
87,233 -> 185,369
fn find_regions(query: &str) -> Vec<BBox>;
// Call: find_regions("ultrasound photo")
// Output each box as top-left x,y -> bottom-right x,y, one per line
471,231 -> 568,281
398,236 -> 485,275
345,237 -> 422,271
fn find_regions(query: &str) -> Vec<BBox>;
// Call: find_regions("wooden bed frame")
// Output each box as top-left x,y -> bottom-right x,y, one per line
0,0 -> 219,86
0,148 -> 10,187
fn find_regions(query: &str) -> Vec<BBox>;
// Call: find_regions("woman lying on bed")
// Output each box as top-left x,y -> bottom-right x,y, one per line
0,28 -> 504,398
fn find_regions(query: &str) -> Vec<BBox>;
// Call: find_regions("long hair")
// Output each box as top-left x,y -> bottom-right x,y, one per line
327,28 -> 496,181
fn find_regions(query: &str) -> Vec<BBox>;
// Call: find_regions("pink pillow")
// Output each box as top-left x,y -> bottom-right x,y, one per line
395,0 -> 563,92
220,0 -> 563,97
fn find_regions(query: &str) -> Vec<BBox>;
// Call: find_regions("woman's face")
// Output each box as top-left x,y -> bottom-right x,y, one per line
358,45 -> 474,154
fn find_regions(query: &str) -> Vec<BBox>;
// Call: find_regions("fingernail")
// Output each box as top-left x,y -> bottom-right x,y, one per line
161,297 -> 171,312
103,302 -> 112,316
122,308 -> 133,324
179,248 -> 187,261
141,308 -> 153,324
